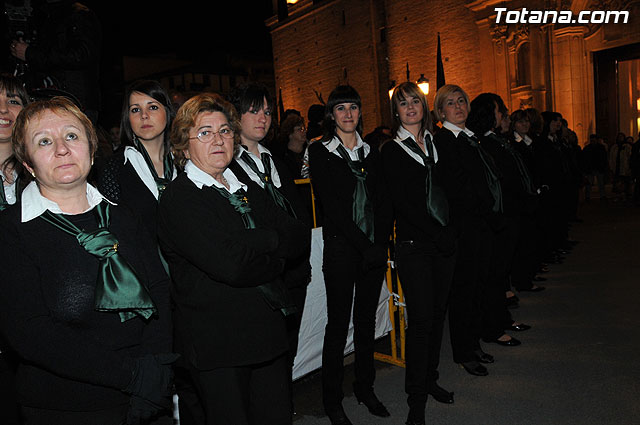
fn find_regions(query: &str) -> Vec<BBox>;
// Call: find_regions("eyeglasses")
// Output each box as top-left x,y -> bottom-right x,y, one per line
190,127 -> 234,143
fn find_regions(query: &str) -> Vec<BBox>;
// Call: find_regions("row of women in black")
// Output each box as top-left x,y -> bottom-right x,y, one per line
308,82 -> 570,425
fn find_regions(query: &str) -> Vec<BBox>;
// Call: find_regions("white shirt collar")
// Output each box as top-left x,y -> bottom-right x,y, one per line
124,146 -> 177,200
234,144 -> 282,188
514,132 -> 533,146
184,160 -> 247,193
323,134 -> 370,160
393,126 -> 438,165
21,181 -> 114,223
443,121 -> 475,138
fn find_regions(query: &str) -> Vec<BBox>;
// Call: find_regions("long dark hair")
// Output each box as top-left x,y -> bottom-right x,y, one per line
119,80 -> 175,150
321,85 -> 363,142
467,92 -> 506,136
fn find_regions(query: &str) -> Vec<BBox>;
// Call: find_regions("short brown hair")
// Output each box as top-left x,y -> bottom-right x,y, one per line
433,84 -> 470,123
170,93 -> 241,168
12,97 -> 98,168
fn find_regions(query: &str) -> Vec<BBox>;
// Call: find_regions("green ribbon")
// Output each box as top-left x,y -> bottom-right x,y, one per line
399,136 -> 450,226
239,150 -> 297,218
39,202 -> 157,322
334,143 -> 374,242
488,133 -> 536,195
133,136 -> 174,197
461,132 -> 503,213
208,184 -> 297,316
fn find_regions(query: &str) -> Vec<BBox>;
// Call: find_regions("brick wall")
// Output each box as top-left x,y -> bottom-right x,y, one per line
270,0 -> 484,134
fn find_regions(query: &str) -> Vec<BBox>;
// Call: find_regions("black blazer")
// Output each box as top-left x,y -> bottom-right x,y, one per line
157,170 -> 310,370
97,148 -> 161,241
230,153 -> 312,290
480,132 -> 532,217
379,139 -> 454,250
307,140 -> 387,252
433,127 -> 496,222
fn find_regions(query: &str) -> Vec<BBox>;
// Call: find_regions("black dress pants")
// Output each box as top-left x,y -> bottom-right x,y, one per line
511,214 -> 538,290
396,239 -> 455,410
321,236 -> 385,411
448,216 -> 492,363
189,354 -> 291,425
482,217 -> 517,340
0,351 -> 20,425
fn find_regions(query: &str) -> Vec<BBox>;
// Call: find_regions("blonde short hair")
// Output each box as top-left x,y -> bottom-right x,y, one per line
433,84 -> 470,123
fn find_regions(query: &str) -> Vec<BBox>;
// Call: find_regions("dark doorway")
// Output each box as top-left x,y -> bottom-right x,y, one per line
594,42 -> 640,146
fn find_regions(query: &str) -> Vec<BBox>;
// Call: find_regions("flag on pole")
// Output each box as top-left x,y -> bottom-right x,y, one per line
436,33 -> 445,90
278,87 -> 285,123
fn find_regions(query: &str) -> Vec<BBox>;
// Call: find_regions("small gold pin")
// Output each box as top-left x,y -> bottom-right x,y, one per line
112,243 -> 119,252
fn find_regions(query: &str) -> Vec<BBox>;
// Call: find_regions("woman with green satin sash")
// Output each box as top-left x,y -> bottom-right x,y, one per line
158,93 -> 309,425
0,97 -> 175,424
382,82 -> 456,425
308,85 -> 390,425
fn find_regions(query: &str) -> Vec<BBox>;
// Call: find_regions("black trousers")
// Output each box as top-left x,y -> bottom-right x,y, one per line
396,240 -> 455,410
0,351 -> 20,425
21,404 -> 128,425
511,214 -> 538,290
482,217 -> 517,340
321,236 -> 385,411
189,354 -> 291,425
448,216 -> 492,363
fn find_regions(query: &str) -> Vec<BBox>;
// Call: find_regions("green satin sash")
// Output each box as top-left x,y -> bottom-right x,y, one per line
462,132 -> 503,213
399,136 -> 450,226
334,143 -> 375,242
39,202 -> 157,322
489,133 -> 536,195
239,150 -> 296,218
133,136 -> 174,197
209,184 -> 297,316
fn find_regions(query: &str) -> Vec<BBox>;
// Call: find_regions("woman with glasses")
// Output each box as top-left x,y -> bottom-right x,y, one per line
97,80 -> 176,241
308,85 -> 389,425
158,93 -> 309,425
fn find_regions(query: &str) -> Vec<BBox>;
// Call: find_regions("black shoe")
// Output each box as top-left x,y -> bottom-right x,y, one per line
483,335 -> 521,346
538,265 -> 550,273
520,285 -> 545,292
533,276 -> 547,282
473,349 -> 494,364
458,360 -> 488,376
427,382 -> 454,404
406,420 -> 426,425
354,390 -> 390,418
325,406 -> 353,425
508,323 -> 531,332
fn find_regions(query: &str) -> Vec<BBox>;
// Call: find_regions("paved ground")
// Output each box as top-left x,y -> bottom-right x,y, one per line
291,196 -> 640,425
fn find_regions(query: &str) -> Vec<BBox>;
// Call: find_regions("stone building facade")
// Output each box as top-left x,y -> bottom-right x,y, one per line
268,0 -> 640,145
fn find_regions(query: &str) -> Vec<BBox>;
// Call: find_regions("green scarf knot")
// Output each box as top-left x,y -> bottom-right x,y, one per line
399,136 -> 449,226
40,202 -> 157,322
334,142 -> 374,242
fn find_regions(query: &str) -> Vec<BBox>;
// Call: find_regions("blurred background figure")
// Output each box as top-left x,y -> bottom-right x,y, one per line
582,134 -> 609,202
8,0 -> 102,124
608,132 -> 633,202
